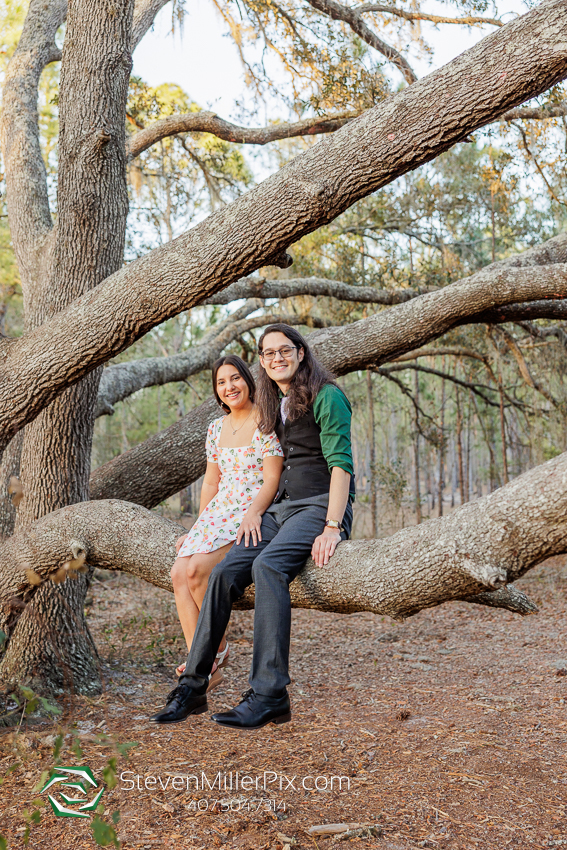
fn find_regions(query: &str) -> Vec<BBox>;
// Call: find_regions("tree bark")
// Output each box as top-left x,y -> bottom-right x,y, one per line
10,446 -> 567,647
0,434 -> 24,540
1,0 -> 135,696
2,0 -> 567,458
128,111 -> 360,159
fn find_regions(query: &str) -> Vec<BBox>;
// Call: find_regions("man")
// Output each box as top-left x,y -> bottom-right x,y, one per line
151,323 -> 355,729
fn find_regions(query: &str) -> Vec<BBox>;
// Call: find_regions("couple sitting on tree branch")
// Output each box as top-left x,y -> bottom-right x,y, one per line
151,323 -> 355,729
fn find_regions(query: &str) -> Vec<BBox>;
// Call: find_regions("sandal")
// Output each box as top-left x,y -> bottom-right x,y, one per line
207,664 -> 224,692
215,642 -> 230,669
175,641 -> 230,678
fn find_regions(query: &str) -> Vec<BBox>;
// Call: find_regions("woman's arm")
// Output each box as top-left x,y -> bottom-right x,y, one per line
236,455 -> 283,547
198,461 -> 221,514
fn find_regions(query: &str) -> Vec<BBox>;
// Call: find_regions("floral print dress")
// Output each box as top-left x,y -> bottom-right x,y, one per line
178,416 -> 284,557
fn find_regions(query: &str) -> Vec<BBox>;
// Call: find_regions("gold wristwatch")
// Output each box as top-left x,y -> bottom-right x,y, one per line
325,519 -> 343,532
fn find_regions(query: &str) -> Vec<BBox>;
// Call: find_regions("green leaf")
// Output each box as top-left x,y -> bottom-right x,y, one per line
92,816 -> 120,848
0,834 -> 7,850
52,733 -> 64,761
24,697 -> 39,715
111,811 -> 120,826
0,630 -> 7,650
71,735 -> 83,759
32,771 -> 49,794
115,741 -> 138,759
19,686 -> 35,700
103,757 -> 117,790
38,697 -> 61,716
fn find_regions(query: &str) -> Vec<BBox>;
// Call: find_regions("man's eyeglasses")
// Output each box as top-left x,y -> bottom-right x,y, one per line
259,345 -> 297,362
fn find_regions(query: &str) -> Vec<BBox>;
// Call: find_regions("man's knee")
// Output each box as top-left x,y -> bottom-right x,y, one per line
209,553 -> 252,599
251,553 -> 287,584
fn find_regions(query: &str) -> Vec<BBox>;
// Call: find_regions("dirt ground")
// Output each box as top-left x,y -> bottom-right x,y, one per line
1,555 -> 566,850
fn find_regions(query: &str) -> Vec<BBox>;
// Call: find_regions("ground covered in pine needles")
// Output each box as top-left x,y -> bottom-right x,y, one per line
0,555 -> 566,850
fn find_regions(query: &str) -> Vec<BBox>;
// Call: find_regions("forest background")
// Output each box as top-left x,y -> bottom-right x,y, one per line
4,0 -> 565,540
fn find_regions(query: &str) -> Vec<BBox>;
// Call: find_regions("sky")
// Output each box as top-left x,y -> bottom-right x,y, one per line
132,0 -> 529,119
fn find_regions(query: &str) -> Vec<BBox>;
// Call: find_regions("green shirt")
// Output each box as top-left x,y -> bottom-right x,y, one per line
312,384 -> 354,477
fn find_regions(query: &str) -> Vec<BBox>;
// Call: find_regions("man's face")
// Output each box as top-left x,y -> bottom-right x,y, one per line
260,331 -> 304,389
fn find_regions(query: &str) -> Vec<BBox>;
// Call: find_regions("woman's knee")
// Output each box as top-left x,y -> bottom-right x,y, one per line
171,556 -> 191,587
186,555 -> 212,590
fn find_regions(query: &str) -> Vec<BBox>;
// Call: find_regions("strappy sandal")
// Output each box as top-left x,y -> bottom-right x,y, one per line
215,642 -> 230,669
174,659 -> 224,692
175,641 -> 229,678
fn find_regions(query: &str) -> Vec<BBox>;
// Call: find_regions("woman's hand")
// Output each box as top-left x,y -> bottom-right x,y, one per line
311,527 -> 342,567
175,534 -> 188,554
236,510 -> 263,548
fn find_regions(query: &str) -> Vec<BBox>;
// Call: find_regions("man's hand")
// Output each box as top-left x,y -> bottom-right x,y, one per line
236,510 -> 263,547
311,527 -> 341,567
175,534 -> 188,554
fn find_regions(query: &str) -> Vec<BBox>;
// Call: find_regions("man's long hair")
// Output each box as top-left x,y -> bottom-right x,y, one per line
256,324 -> 336,432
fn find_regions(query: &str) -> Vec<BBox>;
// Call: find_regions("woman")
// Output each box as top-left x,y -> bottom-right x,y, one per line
172,354 -> 283,688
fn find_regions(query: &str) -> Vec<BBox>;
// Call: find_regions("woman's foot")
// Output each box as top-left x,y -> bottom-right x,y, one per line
207,664 -> 224,692
216,642 -> 230,669
175,660 -> 224,692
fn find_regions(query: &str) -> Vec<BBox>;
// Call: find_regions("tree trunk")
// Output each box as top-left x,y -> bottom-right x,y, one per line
0,0 -> 134,695
414,370 -> 422,523
455,387 -> 466,505
0,433 -> 23,540
366,370 -> 378,536
438,371 -> 445,517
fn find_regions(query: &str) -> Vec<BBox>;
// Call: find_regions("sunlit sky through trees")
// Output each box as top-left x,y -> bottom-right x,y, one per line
133,0 -> 525,117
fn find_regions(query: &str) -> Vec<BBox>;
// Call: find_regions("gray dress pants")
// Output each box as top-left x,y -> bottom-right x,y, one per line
179,495 -> 352,698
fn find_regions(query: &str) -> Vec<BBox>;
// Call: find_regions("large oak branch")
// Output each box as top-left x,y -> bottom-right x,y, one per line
7,448 -> 566,630
1,0 -> 567,458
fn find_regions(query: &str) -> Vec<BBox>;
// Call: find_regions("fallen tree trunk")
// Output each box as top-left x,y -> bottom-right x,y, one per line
7,446 -> 567,649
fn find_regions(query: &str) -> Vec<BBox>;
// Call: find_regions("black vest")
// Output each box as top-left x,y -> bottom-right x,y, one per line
275,403 -> 331,501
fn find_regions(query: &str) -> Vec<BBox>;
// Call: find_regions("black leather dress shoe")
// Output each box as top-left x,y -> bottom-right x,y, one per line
211,689 -> 291,730
150,685 -> 207,724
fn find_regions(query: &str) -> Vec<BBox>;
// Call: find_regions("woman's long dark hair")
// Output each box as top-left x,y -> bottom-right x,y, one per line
212,354 -> 256,413
256,324 -> 336,432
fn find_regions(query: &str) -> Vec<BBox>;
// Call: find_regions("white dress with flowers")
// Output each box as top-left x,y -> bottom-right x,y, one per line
178,416 -> 284,557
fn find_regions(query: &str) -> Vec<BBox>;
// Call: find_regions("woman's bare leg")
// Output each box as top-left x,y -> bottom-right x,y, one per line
171,543 -> 234,655
186,543 -> 233,653
171,555 -> 201,655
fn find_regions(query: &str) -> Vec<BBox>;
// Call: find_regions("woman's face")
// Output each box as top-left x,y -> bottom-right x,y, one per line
216,364 -> 251,411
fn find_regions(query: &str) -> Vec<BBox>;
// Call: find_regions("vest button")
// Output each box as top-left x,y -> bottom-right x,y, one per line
284,479 -> 288,484
287,466 -> 291,470
290,447 -> 294,451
